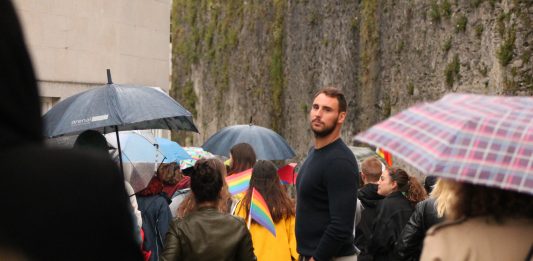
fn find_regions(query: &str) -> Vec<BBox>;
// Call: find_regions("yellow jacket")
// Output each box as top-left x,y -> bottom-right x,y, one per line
234,201 -> 299,261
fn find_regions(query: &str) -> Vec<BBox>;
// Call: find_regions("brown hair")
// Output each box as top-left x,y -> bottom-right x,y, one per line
444,180 -> 533,221
239,160 -> 295,223
177,158 -> 231,217
389,167 -> 427,205
228,143 -> 256,176
157,162 -> 182,185
314,86 -> 347,112
361,157 -> 382,182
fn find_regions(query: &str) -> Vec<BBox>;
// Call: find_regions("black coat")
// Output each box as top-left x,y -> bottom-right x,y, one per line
355,184 -> 384,261
368,191 -> 414,261
0,2 -> 142,259
397,198 -> 443,261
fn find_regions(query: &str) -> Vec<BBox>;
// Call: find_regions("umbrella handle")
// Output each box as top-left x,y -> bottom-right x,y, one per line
114,126 -> 124,179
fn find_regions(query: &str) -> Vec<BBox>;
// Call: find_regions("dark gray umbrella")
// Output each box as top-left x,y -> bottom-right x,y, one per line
43,70 -> 198,176
43,71 -> 198,138
202,124 -> 295,160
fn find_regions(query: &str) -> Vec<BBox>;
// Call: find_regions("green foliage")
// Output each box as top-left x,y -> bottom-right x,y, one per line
300,103 -> 309,115
478,63 -> 488,77
429,0 -> 441,23
270,0 -> 285,132
470,0 -> 483,8
407,82 -> 415,95
444,54 -> 460,88
396,41 -> 405,54
475,24 -> 484,39
383,96 -> 392,118
442,37 -> 452,53
309,10 -> 320,26
455,15 -> 467,32
441,0 -> 452,18
182,81 -> 197,117
497,29 -> 516,66
521,50 -> 531,65
497,12 -> 510,38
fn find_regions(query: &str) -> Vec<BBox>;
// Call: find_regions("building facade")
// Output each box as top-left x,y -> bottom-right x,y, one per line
13,0 -> 171,113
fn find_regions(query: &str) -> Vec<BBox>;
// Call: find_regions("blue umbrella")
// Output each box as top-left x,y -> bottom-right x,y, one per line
156,137 -> 192,163
202,124 -> 295,160
105,131 -> 163,192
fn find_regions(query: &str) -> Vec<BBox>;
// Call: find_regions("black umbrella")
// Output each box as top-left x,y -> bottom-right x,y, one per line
43,70 -> 198,175
202,124 -> 295,160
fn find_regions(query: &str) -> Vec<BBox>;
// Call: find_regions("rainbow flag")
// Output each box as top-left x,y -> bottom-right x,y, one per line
376,147 -> 393,166
225,168 -> 252,195
250,188 -> 276,237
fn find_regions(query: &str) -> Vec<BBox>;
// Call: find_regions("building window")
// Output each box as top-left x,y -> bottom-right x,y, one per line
40,97 -> 59,115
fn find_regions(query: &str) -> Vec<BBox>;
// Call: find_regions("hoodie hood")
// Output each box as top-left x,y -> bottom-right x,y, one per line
358,183 -> 384,208
0,0 -> 43,149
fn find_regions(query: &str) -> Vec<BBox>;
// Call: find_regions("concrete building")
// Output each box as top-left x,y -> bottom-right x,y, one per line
12,0 -> 172,138
12,0 -> 171,113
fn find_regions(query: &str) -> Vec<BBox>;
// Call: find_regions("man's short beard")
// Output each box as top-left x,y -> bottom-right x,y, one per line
311,122 -> 337,138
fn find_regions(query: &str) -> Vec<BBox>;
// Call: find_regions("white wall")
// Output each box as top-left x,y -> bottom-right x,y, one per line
13,0 -> 171,104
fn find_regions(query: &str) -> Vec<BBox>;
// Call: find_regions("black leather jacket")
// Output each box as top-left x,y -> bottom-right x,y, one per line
397,198 -> 443,261
160,207 -> 256,261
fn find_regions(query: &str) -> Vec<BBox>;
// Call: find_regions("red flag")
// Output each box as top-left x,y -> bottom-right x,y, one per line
277,163 -> 297,185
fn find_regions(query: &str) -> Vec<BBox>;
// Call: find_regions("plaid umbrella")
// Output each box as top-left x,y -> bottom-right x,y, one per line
355,93 -> 533,195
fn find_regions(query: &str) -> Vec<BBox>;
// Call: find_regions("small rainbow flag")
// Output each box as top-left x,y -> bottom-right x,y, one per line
249,188 -> 276,237
225,168 -> 252,195
376,147 -> 393,166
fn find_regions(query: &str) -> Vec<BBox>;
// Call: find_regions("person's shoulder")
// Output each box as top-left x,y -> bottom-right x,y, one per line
426,218 -> 467,236
227,213 -> 247,225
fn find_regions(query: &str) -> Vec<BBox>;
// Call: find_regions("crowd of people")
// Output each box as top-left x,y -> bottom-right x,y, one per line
1,0 -> 532,260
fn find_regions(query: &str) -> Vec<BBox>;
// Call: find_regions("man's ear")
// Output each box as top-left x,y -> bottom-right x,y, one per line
338,111 -> 346,124
360,172 -> 367,181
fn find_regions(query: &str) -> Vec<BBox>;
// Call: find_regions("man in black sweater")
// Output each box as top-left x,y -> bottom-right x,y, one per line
355,157 -> 385,261
296,87 -> 359,261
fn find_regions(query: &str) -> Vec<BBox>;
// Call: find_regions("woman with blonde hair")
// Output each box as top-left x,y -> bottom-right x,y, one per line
234,160 -> 298,261
368,167 -> 427,261
421,180 -> 533,261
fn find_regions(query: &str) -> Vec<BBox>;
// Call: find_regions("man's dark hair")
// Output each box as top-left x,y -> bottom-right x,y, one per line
314,86 -> 347,112
73,130 -> 108,154
191,158 -> 224,203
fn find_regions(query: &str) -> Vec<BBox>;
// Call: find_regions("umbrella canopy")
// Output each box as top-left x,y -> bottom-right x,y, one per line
202,124 -> 295,160
179,147 -> 214,170
105,131 -> 163,192
355,93 -> 533,195
156,137 -> 192,164
43,78 -> 198,138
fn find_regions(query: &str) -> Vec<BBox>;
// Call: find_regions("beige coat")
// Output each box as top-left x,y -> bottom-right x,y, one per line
421,217 -> 533,261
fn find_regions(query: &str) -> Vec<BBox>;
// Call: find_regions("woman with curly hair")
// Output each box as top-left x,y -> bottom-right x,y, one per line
161,158 -> 255,261
234,160 -> 298,261
368,167 -> 427,261
421,180 -> 533,261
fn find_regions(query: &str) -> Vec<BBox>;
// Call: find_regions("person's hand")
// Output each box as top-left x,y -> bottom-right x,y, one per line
309,257 -> 315,261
